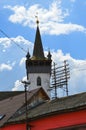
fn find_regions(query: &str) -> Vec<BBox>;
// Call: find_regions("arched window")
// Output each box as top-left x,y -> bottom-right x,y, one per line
37,77 -> 41,86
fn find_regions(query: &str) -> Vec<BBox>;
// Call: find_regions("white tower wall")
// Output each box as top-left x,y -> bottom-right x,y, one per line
28,73 -> 50,96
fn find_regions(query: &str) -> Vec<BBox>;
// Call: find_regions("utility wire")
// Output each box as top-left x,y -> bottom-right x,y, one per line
0,29 -> 86,72
0,28 -> 27,53
52,61 -> 86,73
70,68 -> 86,73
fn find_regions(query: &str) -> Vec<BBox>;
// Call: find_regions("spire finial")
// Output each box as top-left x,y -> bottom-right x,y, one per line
26,48 -> 30,59
35,12 -> 39,26
47,48 -> 52,60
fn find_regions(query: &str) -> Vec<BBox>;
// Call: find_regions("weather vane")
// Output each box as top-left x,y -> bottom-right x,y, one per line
35,12 -> 39,26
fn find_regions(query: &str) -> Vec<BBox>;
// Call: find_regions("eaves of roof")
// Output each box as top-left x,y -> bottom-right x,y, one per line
0,91 -> 24,101
7,92 -> 86,124
0,88 -> 47,127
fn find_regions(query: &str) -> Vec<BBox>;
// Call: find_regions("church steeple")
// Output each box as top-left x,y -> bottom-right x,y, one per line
33,26 -> 45,59
32,18 -> 45,60
26,17 -> 52,97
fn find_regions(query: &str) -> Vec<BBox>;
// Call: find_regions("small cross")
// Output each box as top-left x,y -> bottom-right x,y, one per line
35,12 -> 39,26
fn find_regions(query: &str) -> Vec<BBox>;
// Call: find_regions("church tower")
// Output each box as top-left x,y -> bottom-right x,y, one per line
26,19 -> 52,96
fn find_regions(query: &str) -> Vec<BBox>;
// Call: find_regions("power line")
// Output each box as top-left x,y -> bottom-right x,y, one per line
0,28 -> 86,73
70,63 -> 86,70
0,28 -> 27,53
70,64 -> 86,72
52,61 -> 86,73
70,68 -> 86,73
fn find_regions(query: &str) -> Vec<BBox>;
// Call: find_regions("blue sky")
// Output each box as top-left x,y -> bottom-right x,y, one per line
0,0 -> 86,96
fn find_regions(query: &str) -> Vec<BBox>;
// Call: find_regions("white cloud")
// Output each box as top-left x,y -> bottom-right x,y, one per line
5,1 -> 69,27
0,63 -> 12,71
45,23 -> 86,35
19,57 -> 26,66
12,80 -> 23,91
0,36 -> 33,52
51,49 -> 71,63
12,76 -> 30,91
4,1 -> 86,35
0,38 -> 11,48
12,36 -> 32,46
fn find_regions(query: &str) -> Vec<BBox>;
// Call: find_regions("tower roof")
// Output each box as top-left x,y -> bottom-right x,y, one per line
32,24 -> 45,60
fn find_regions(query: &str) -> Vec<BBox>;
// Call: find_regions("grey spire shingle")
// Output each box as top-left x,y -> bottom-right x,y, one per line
33,26 -> 45,59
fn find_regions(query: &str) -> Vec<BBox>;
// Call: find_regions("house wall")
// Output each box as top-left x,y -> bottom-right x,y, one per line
0,124 -> 25,130
29,109 -> 86,130
1,109 -> 86,130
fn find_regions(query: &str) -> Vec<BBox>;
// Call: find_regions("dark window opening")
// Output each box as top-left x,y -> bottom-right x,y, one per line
37,77 -> 41,86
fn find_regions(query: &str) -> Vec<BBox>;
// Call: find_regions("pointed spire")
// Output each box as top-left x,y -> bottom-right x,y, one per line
47,49 -> 52,60
26,49 -> 30,59
32,16 -> 45,59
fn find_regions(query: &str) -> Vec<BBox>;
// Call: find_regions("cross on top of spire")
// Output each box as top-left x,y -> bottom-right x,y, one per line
35,13 -> 39,26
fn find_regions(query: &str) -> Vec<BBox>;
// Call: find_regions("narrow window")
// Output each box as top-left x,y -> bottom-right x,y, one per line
37,77 -> 41,86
